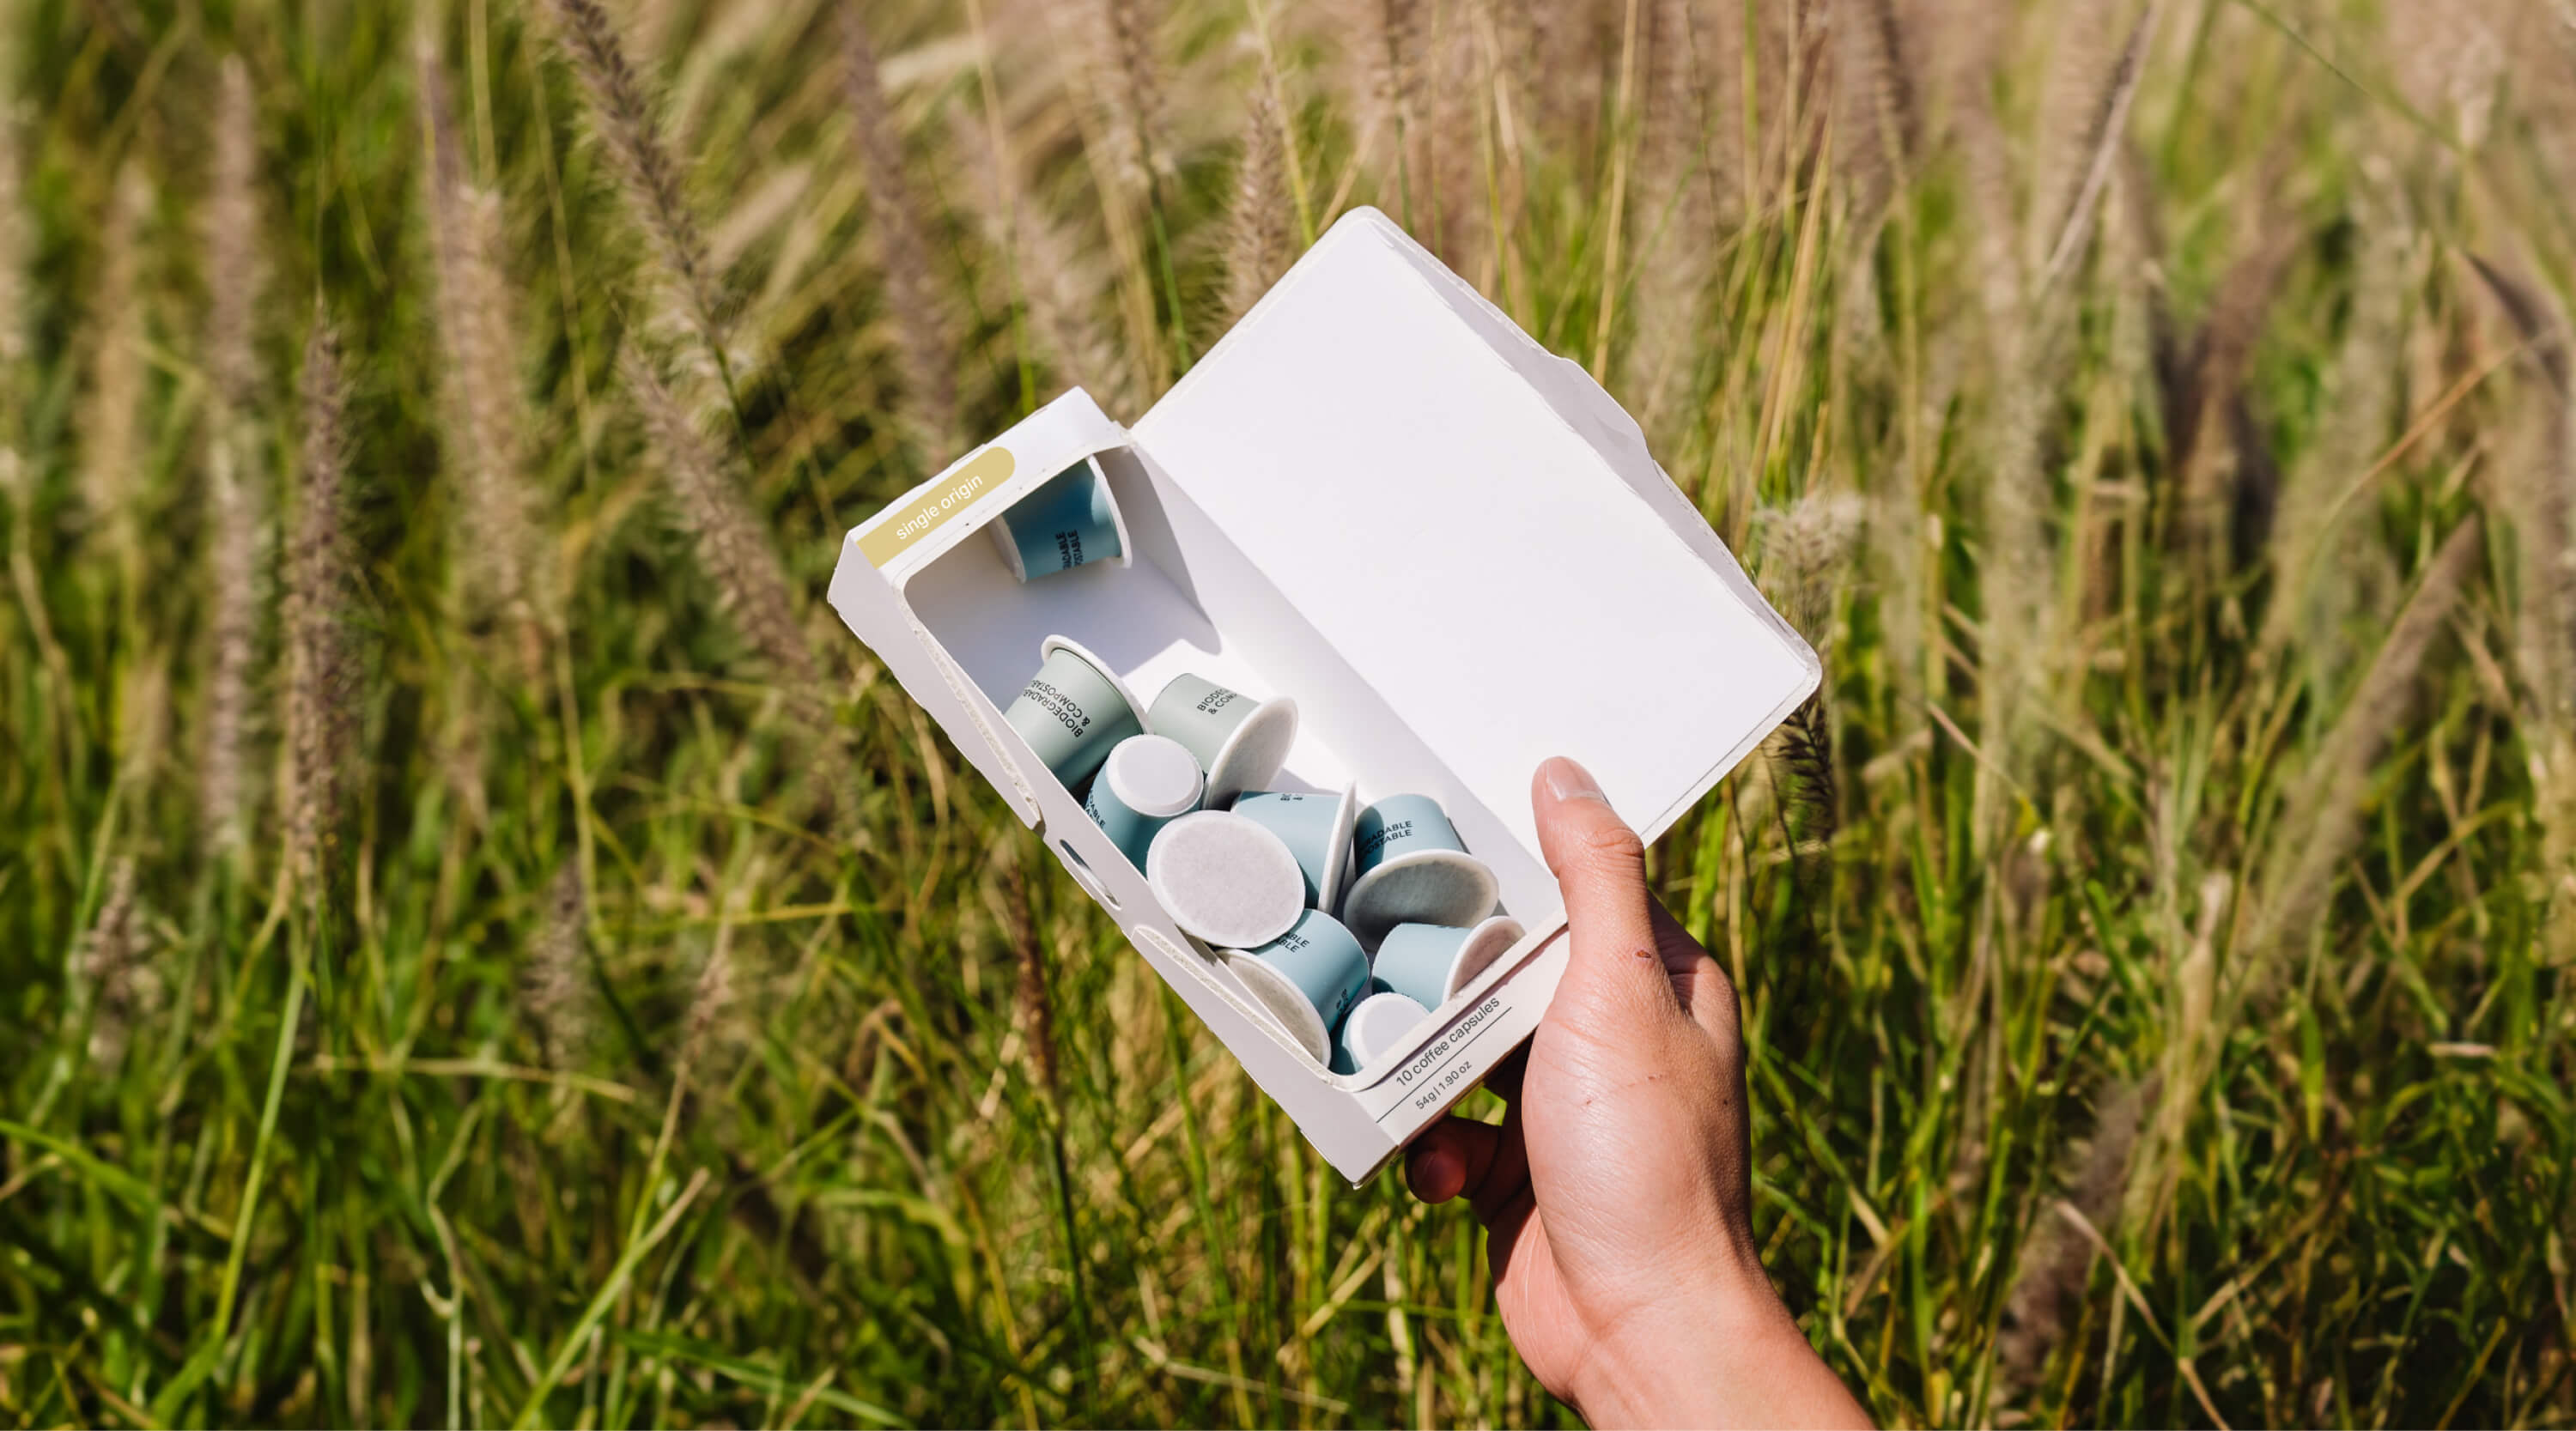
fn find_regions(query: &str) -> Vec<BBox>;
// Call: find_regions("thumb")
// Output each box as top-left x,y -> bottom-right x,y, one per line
1533,757 -> 1680,1028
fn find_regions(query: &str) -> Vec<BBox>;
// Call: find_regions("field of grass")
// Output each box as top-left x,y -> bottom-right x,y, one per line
4,0 -> 2574,1424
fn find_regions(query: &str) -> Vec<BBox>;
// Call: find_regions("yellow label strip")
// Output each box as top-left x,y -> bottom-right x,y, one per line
854,446 -> 1017,568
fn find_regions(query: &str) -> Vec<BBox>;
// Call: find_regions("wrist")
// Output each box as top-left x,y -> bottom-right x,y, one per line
1568,1291 -> 1859,1429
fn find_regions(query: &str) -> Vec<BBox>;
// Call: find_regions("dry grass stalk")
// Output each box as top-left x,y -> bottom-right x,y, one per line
1218,87 -> 1292,332
118,653 -> 171,786
0,104 -> 25,385
206,58 -> 261,415
543,0 -> 728,361
284,308 -> 360,895
1619,0 -> 1716,441
681,901 -> 737,1076
2388,0 -> 2506,151
623,351 -> 854,823
2467,258 -> 2576,949
960,118 -> 1137,415
1976,2 -> 2155,788
2168,222 -> 2297,583
1415,6 -> 1484,276
622,352 -> 815,691
999,847 -> 1063,1109
1344,0 -> 1422,179
418,36 -> 544,660
2247,515 -> 2485,965
1092,0 -> 1170,198
1832,0 -> 1915,222
840,3 -> 958,452
1996,1075 -> 2154,1383
72,858 -> 160,1066
2129,868 -> 2229,1234
526,864 -> 595,1066
2259,172 -> 2410,675
83,161 -> 151,574
200,56 -> 264,859
1759,494 -> 1862,843
2026,0 -> 2136,278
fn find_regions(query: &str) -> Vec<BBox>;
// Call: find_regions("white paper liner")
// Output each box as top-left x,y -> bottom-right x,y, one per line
1339,849 -> 1501,949
989,518 -> 1030,581
1099,458 -> 1135,567
1315,781 -> 1358,912
1224,953 -> 1333,1064
1442,915 -> 1526,999
1338,990 -> 1431,1070
1145,810 -> 1306,948
1103,735 -> 1204,818
1037,633 -> 1147,732
1201,695 -> 1299,808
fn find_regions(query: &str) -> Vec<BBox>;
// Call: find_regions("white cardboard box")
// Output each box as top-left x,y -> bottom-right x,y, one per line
827,208 -> 1819,1183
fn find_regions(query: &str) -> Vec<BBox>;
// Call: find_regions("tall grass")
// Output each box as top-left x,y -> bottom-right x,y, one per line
2,0 -> 2572,1427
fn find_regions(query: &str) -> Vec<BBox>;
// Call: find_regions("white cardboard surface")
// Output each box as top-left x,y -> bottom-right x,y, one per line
828,209 -> 1819,1183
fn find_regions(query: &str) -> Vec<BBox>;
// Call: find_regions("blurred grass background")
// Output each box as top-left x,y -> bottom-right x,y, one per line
4,0 -> 2574,1424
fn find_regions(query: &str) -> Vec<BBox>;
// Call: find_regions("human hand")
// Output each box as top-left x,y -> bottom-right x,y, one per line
1404,757 -> 1870,1428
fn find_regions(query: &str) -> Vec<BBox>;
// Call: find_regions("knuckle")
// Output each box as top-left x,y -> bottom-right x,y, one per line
1568,817 -> 1647,876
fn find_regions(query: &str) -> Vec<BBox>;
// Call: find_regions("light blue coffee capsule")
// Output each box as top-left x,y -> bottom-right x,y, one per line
1002,635 -> 1146,787
987,456 -> 1129,581
1230,784 -> 1358,909
1145,673 -> 1299,807
1222,909 -> 1372,1066
1332,989 -> 1432,1075
1084,735 -> 1204,868
1372,915 -> 1526,1011
1339,793 -> 1501,948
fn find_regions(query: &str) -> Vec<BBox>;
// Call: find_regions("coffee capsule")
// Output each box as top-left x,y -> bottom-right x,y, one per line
1083,734 -> 1205,867
987,456 -> 1129,581
1001,635 -> 1145,786
1144,809 -> 1307,949
1371,915 -> 1527,1011
1338,793 -> 1500,947
1331,989 -> 1432,1075
1145,673 -> 1298,807
1223,909 -> 1372,1066
1230,784 -> 1358,909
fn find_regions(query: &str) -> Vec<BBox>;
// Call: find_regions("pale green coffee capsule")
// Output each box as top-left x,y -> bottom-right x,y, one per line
1002,635 -> 1145,786
1145,672 -> 1298,807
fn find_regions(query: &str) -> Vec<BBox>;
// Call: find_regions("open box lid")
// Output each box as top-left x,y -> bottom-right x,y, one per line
1133,208 -> 1820,870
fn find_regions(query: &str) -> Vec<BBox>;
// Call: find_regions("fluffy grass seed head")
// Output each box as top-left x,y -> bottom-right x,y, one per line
284,306 -> 359,895
544,0 -> 728,361
1218,86 -> 1291,332
198,54 -> 265,860
840,3 -> 958,453
526,864 -> 596,1065
418,33 -> 541,646
70,858 -> 160,1067
82,161 -> 151,559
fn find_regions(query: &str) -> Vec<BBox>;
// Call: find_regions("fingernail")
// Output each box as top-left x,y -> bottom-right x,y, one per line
1542,756 -> 1606,803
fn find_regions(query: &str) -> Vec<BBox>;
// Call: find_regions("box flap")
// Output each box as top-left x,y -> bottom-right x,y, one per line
1133,208 -> 1819,867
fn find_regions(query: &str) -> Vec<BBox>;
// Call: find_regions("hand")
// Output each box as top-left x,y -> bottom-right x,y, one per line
1404,757 -> 1870,1428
